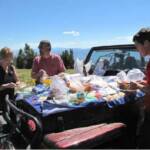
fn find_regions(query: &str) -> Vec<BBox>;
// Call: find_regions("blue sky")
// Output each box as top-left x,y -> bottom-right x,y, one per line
0,0 -> 150,49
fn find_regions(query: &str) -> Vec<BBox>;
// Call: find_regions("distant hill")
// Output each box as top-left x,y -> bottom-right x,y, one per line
13,48 -> 90,60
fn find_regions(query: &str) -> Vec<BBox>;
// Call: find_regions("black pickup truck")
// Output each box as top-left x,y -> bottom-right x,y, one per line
83,44 -> 147,76
0,44 -> 148,149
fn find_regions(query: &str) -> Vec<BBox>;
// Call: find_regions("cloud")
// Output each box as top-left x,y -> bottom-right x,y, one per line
27,42 -> 39,48
53,41 -> 79,48
63,31 -> 80,36
97,35 -> 133,46
53,40 -> 102,48
0,35 -> 134,50
44,35 -> 133,49
114,36 -> 133,43
0,41 -> 39,50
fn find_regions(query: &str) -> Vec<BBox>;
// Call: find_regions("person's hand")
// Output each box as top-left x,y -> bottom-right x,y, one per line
15,81 -> 22,89
136,80 -> 147,85
119,81 -> 130,90
38,69 -> 47,78
130,81 -> 144,90
5,82 -> 17,89
16,81 -> 20,86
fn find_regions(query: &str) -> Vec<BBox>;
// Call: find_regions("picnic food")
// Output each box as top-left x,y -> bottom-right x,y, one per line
103,92 -> 125,102
119,81 -> 130,90
66,80 -> 84,93
43,78 -> 52,86
83,83 -> 92,92
69,93 -> 85,105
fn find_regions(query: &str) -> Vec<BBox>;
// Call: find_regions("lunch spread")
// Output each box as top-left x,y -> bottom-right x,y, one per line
16,72 -> 145,108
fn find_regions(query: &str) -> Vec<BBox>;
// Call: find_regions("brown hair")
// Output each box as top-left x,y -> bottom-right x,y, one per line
38,40 -> 51,51
0,47 -> 13,59
133,27 -> 150,44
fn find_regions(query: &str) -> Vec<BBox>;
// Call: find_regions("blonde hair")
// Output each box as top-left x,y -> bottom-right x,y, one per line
0,47 -> 13,59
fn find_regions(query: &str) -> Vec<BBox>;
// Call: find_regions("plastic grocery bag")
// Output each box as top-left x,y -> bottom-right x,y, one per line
84,61 -> 91,74
88,75 -> 108,88
50,76 -> 69,99
93,59 -> 106,76
74,58 -> 83,74
127,69 -> 145,82
117,71 -> 128,82
65,74 -> 85,91
74,58 -> 91,75
117,69 -> 145,82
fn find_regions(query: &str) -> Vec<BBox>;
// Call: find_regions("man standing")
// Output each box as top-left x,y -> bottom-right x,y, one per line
31,40 -> 65,82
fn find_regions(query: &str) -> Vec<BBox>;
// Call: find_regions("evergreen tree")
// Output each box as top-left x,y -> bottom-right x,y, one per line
16,49 -> 25,68
61,49 -> 74,69
24,43 -> 36,69
16,43 -> 37,69
69,49 -> 74,68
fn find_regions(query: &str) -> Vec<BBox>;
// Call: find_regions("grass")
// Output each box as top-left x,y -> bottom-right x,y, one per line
65,69 -> 75,74
16,69 -> 75,84
16,69 -> 31,84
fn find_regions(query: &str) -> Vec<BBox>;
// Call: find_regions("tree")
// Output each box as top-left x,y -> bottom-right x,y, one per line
69,49 -> 74,68
16,49 -> 25,68
24,43 -> 36,69
16,44 -> 37,69
61,49 -> 74,69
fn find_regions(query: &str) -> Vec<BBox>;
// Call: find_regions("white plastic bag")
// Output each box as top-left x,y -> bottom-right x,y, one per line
117,71 -> 128,82
84,61 -> 91,73
127,69 -> 145,82
93,59 -> 106,76
74,58 -> 83,74
74,58 -> 91,75
65,74 -> 84,91
117,69 -> 145,82
89,75 -> 108,88
51,76 -> 69,99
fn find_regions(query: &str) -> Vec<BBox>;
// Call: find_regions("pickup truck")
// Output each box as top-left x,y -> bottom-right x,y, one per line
1,44 -> 147,149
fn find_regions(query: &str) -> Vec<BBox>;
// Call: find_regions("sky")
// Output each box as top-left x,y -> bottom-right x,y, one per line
0,0 -> 150,49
